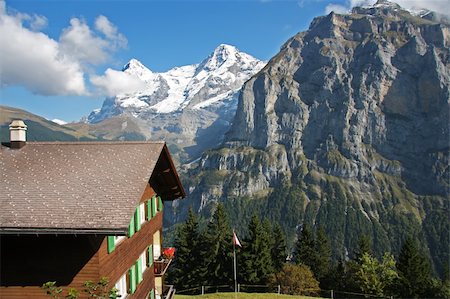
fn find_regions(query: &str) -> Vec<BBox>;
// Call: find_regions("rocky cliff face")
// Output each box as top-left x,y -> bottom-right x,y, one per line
171,1 -> 449,273
87,45 -> 265,161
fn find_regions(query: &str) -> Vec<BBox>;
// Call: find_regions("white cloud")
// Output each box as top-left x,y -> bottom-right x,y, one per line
59,18 -> 111,65
0,5 -> 86,95
95,15 -> 127,49
395,0 -> 450,15
325,3 -> 350,14
0,0 -> 129,97
325,0 -> 450,16
29,15 -> 48,31
90,68 -> 146,97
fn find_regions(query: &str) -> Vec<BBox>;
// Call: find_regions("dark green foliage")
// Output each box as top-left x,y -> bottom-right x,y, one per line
422,202 -> 450,277
169,207 -> 206,291
396,237 -> 434,298
205,203 -> 233,286
313,227 -> 331,282
314,182 -> 347,260
354,234 -> 372,261
271,223 -> 287,271
294,224 -> 316,267
327,260 -> 358,293
240,215 -> 274,285
294,224 -> 332,288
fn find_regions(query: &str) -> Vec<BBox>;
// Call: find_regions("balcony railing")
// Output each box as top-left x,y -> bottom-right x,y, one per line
163,284 -> 176,299
154,257 -> 172,276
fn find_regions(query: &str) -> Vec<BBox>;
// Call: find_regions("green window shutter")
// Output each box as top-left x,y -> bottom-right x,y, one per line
158,196 -> 163,212
136,260 -> 143,284
148,245 -> 153,267
107,236 -> 115,253
150,289 -> 155,299
135,207 -> 141,232
152,196 -> 157,217
129,265 -> 136,294
146,199 -> 152,220
128,215 -> 135,237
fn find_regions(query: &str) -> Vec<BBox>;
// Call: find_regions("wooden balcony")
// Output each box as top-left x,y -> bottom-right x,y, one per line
154,258 -> 172,277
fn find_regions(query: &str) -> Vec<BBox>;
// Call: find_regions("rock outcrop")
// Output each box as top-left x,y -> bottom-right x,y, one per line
171,1 -> 449,274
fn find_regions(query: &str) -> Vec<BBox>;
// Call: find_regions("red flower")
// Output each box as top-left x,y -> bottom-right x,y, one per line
163,247 -> 175,259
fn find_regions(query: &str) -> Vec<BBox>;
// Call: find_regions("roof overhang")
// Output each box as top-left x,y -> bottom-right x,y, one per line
150,144 -> 186,200
0,227 -> 128,235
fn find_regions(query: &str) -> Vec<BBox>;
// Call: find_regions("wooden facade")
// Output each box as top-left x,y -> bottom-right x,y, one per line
0,185 -> 168,299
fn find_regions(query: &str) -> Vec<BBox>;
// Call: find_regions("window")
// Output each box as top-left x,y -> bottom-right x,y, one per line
140,251 -> 147,272
152,196 -> 158,218
115,273 -> 128,298
139,203 -> 145,226
153,230 -> 161,259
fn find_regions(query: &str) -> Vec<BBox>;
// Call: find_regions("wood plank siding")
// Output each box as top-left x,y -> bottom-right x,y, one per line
0,184 -> 164,299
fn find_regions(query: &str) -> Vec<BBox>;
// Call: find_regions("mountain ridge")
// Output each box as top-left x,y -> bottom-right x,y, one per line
169,0 -> 449,275
87,44 -> 266,162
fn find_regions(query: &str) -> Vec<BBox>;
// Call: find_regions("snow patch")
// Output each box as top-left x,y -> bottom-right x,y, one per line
51,118 -> 68,125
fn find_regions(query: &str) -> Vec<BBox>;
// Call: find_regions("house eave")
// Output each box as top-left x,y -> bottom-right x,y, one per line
0,227 -> 128,235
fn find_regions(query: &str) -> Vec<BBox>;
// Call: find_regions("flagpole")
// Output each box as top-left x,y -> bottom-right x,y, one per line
233,229 -> 237,293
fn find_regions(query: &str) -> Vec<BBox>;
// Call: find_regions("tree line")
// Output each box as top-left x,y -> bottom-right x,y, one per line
168,203 -> 449,298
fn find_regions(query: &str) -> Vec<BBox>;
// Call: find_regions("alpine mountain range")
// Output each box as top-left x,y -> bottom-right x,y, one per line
8,0 -> 448,276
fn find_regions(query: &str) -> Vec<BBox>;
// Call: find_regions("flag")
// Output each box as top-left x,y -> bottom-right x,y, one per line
233,230 -> 242,247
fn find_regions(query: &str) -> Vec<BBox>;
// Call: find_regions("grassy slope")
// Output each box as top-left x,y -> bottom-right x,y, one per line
175,293 -> 321,299
67,115 -> 147,141
0,105 -> 97,141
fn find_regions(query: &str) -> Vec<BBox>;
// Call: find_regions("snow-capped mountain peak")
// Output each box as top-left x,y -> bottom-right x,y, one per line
88,44 -> 265,121
122,58 -> 155,82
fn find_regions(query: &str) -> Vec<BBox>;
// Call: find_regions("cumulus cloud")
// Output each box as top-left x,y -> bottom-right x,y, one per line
90,68 -> 146,97
0,0 -> 129,97
59,16 -> 126,66
325,0 -> 450,16
0,4 -> 86,95
95,15 -> 127,49
395,0 -> 450,15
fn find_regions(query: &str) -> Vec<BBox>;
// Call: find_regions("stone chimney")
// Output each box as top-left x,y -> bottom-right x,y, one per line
9,120 -> 27,149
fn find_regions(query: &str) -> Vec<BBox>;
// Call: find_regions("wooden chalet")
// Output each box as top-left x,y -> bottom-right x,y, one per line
0,120 -> 185,299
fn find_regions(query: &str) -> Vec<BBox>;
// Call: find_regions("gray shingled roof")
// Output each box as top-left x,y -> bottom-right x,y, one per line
0,141 -> 183,234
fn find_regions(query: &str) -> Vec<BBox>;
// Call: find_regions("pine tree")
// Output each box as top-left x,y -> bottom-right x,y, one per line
294,224 -> 315,269
205,203 -> 233,286
396,237 -> 433,298
170,207 -> 204,292
354,234 -> 372,260
313,227 -> 331,284
271,223 -> 287,271
240,215 -> 274,285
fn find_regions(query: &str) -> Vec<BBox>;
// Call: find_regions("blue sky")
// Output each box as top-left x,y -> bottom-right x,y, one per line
0,0 -> 446,122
